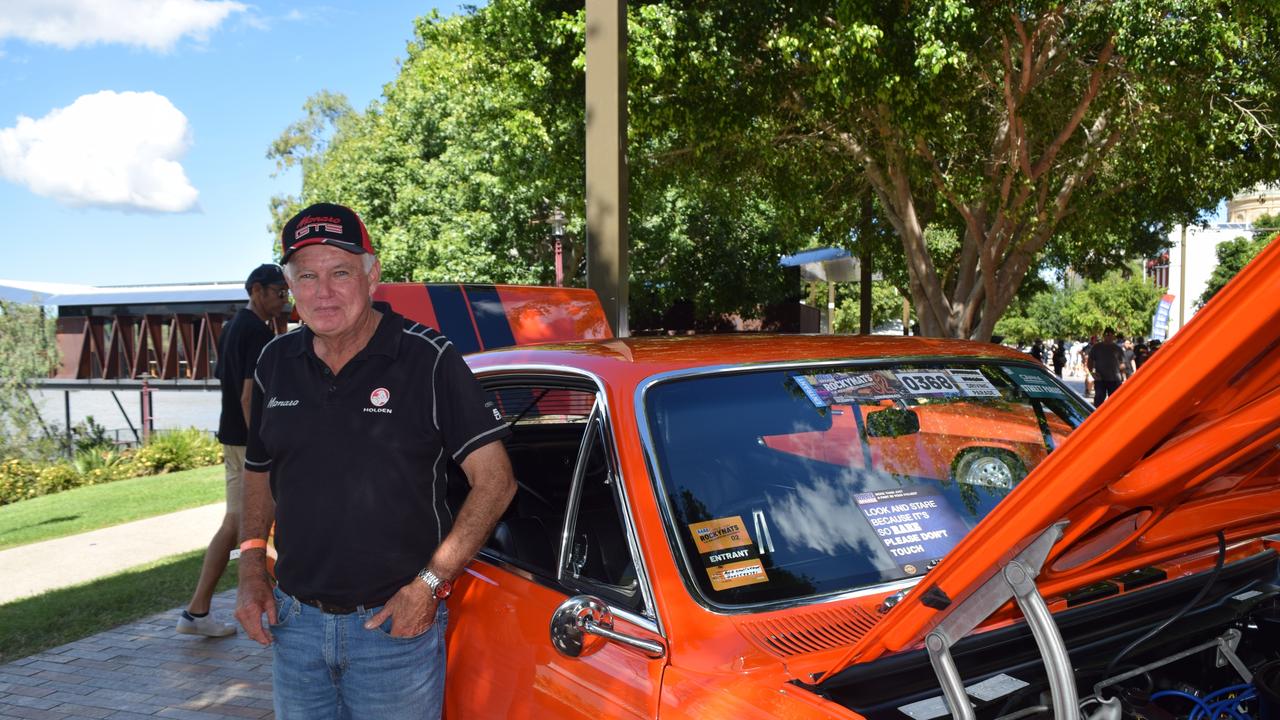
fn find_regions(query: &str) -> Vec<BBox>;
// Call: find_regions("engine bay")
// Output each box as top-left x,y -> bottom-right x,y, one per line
810,549 -> 1280,720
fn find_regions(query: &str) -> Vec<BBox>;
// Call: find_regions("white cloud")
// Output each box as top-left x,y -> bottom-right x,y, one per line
0,91 -> 199,213
0,0 -> 246,51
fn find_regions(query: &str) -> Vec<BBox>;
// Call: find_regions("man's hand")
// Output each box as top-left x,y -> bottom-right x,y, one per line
236,560 -> 277,646
364,580 -> 438,637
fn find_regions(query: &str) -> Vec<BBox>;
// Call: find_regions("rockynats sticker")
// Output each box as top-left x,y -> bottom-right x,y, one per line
688,516 -> 769,591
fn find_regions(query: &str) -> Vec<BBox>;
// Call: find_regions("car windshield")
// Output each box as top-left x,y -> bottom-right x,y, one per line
642,361 -> 1090,608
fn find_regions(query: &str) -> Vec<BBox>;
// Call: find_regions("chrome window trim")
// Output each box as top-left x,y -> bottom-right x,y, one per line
472,364 -> 663,634
634,355 -> 1088,615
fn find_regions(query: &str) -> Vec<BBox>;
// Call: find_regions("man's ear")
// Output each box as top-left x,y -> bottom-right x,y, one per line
368,257 -> 382,296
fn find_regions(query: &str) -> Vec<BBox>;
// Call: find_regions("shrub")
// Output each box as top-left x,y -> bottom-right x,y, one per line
131,429 -> 221,475
0,458 -> 41,506
0,427 -> 220,505
35,463 -> 82,495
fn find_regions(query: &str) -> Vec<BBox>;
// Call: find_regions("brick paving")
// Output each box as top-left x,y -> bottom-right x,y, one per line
0,590 -> 274,719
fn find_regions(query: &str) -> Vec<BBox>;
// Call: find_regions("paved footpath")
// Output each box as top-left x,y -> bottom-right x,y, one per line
0,504 -> 228,605
0,589 -> 274,720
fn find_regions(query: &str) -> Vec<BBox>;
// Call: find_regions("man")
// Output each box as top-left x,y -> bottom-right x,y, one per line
178,263 -> 287,637
1087,327 -> 1126,407
235,203 -> 516,719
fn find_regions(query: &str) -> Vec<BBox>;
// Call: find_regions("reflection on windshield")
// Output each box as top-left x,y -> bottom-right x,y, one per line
644,362 -> 1089,607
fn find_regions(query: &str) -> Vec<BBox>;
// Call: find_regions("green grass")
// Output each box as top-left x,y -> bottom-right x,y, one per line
0,465 -> 224,550
0,550 -> 238,663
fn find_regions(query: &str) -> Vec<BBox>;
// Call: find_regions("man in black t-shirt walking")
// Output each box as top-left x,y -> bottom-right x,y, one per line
1087,327 -> 1127,407
177,263 -> 287,637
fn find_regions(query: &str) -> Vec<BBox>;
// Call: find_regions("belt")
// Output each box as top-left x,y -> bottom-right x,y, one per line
296,596 -> 391,615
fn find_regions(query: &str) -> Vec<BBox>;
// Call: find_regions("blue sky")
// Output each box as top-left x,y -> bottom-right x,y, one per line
1,0 -> 468,287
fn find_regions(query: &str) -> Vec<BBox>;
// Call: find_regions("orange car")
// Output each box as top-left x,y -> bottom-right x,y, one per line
390,243 -> 1280,717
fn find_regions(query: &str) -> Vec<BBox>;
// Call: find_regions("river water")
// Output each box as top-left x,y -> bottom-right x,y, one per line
27,388 -> 221,444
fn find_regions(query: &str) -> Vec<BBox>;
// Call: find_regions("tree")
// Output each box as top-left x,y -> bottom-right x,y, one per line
998,271 -> 1162,342
633,0 -> 1280,338
1197,232 -> 1278,308
0,302 -> 60,461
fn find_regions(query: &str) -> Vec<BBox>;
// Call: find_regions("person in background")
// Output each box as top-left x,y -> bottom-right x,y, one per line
1133,340 -> 1151,370
1052,340 -> 1067,378
178,263 -> 288,637
1081,335 -> 1097,397
1029,339 -> 1045,364
1087,327 -> 1126,407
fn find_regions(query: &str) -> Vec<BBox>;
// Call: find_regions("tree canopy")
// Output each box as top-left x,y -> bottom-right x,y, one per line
270,0 -> 1280,337
637,0 -> 1280,338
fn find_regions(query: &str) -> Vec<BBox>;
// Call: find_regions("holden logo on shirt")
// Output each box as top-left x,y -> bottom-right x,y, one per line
364,387 -> 392,414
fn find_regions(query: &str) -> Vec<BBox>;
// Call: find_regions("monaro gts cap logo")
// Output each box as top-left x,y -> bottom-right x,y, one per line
280,202 -> 373,263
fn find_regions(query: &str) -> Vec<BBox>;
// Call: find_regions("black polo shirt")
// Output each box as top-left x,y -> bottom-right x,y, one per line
245,306 -> 509,606
215,308 -> 273,446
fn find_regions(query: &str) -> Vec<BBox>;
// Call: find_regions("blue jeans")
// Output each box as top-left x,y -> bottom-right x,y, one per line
270,587 -> 447,720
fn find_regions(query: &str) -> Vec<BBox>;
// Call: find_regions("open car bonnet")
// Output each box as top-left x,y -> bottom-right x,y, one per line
818,233 -> 1280,682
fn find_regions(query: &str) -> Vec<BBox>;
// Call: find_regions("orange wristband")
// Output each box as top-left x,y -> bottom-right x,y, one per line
239,539 -> 268,553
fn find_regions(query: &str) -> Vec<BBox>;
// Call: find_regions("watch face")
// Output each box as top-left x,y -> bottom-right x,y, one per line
434,580 -> 453,600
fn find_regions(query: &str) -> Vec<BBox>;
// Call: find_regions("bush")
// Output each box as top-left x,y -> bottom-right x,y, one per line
131,429 -> 222,475
0,458 -> 41,506
0,427 -> 221,506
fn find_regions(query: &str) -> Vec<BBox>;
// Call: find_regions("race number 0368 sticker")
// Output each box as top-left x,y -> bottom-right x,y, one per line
894,371 -> 960,395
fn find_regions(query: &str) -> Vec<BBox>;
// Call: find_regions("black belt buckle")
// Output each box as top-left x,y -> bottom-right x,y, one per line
298,597 -> 359,615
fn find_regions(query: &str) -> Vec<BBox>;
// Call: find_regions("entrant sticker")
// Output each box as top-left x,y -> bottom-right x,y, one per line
1003,366 -> 1067,399
689,516 -> 769,591
855,487 -> 968,575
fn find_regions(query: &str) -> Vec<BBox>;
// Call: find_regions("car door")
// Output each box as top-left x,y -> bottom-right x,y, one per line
445,377 -> 667,719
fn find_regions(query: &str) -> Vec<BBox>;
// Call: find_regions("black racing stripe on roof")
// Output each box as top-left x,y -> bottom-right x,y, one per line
426,285 -> 480,354
463,284 -> 517,352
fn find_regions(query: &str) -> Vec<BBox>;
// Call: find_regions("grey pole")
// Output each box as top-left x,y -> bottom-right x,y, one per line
585,0 -> 630,337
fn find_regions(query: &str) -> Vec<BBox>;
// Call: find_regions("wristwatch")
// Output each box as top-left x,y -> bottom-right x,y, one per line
416,568 -> 453,600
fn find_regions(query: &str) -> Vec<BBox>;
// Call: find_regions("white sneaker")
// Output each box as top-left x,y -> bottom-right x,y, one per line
176,611 -> 236,637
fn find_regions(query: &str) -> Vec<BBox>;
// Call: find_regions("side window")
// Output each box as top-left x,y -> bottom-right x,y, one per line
562,419 -> 645,614
482,383 -> 596,577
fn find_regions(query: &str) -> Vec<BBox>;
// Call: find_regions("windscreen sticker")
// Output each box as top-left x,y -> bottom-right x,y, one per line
688,516 -> 752,553
855,487 -> 968,575
792,371 -> 903,406
689,516 -> 770,590
946,368 -> 1001,397
894,371 -> 964,396
707,558 -> 770,591
1003,366 -> 1068,399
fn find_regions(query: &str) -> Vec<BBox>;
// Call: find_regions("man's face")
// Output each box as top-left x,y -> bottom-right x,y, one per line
255,283 -> 290,318
286,245 -> 380,338
1104,331 -> 1116,343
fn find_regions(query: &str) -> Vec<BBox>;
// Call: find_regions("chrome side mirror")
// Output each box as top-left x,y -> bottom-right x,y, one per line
550,595 -> 665,659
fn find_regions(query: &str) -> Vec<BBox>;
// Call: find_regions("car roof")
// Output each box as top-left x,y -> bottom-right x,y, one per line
465,333 -> 1036,384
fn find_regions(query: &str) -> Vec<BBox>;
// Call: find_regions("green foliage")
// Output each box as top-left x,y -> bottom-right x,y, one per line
130,429 -> 221,475
832,282 -> 905,334
997,272 -> 1164,343
1254,213 -> 1280,229
0,302 -> 60,461
269,1 -> 1280,336
0,429 -> 221,506
1197,234 -> 1275,308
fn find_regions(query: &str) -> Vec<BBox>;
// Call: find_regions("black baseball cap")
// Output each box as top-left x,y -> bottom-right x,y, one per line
244,263 -> 285,292
280,202 -> 373,264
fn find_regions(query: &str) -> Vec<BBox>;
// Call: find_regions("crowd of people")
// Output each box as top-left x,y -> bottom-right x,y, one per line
1025,330 -> 1163,408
